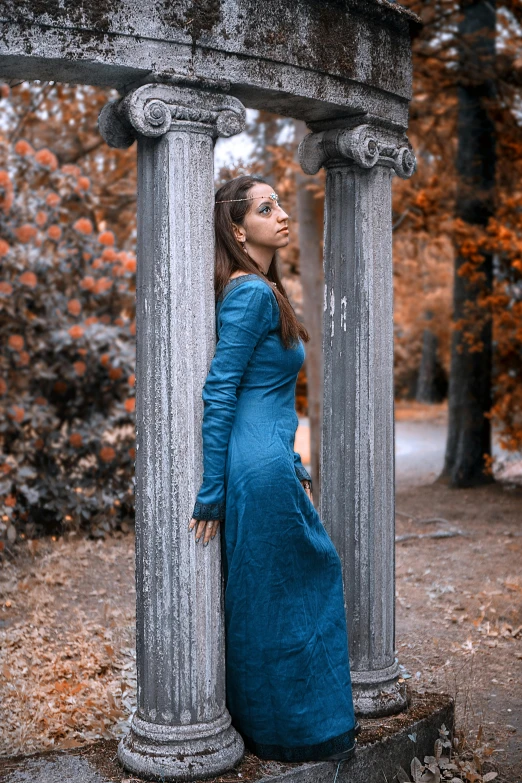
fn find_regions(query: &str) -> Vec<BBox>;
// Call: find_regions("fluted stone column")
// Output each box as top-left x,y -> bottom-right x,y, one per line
299,125 -> 416,717
99,81 -> 246,781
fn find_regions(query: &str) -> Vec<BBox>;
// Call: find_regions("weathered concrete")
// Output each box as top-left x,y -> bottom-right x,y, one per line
0,697 -> 454,783
99,83 -> 246,781
299,126 -> 416,716
256,696 -> 454,783
0,0 -> 419,128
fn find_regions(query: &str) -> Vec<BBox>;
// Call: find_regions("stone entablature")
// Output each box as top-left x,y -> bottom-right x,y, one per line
0,0 -> 420,128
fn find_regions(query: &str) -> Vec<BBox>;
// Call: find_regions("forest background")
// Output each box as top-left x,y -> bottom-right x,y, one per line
1,0 -> 522,544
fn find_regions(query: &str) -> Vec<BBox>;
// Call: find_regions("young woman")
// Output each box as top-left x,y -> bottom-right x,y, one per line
189,175 -> 358,763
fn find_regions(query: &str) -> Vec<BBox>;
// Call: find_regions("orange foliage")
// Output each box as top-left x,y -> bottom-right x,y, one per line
67,299 -> 82,316
15,224 -> 37,244
14,140 -> 34,156
45,192 -> 60,208
69,433 -> 83,448
0,238 -> 10,256
68,325 -> 84,340
8,335 -> 24,351
99,446 -> 116,463
98,231 -> 115,246
35,148 -> 58,171
9,406 -> 25,423
47,225 -> 62,240
0,169 -> 14,211
80,275 -> 95,291
73,361 -> 86,376
0,282 -> 13,295
73,218 -> 93,235
124,398 -> 135,413
19,271 -> 37,288
393,0 -> 522,451
93,277 -> 113,294
61,165 -> 81,177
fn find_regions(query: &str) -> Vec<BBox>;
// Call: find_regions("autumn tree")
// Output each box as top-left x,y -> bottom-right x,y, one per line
397,0 -> 522,483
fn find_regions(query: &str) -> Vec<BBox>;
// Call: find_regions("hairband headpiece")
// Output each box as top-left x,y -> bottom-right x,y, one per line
215,192 -> 279,204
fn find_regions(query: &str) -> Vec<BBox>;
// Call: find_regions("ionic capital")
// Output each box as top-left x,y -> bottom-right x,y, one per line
298,124 -> 416,179
98,82 -> 246,149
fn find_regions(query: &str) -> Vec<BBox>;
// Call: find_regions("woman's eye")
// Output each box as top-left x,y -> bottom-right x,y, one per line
260,206 -> 271,215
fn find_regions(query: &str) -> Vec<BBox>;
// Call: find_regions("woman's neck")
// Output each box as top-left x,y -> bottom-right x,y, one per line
244,244 -> 273,275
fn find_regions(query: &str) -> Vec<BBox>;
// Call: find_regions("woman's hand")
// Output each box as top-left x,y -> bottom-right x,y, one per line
188,517 -> 220,545
301,479 -> 313,504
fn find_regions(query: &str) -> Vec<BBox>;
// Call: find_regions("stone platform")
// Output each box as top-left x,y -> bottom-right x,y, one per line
0,694 -> 454,783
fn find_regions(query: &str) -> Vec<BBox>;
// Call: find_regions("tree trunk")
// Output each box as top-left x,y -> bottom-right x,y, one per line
441,0 -> 496,486
294,120 -> 324,506
416,312 -> 447,404
416,325 -> 439,404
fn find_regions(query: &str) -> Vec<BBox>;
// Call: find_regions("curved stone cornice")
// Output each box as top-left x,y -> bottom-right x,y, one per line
298,125 -> 416,179
98,83 -> 246,148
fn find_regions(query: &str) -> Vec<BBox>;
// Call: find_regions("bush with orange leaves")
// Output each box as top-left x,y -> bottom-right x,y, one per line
0,134 -> 137,542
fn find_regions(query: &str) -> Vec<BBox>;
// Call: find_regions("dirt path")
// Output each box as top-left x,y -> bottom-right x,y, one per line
396,482 -> 522,781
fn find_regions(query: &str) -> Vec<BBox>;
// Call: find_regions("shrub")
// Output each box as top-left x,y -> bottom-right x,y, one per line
0,135 -> 136,543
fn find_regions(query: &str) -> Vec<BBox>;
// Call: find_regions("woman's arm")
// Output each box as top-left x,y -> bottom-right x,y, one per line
293,450 -> 313,490
191,282 -> 274,522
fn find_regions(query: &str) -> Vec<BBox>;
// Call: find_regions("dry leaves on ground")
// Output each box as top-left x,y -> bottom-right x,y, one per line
0,536 -> 137,756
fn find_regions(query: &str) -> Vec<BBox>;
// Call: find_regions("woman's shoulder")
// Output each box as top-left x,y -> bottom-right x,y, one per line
219,274 -> 275,304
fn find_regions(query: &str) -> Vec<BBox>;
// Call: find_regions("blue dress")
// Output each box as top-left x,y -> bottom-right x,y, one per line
192,274 -> 356,762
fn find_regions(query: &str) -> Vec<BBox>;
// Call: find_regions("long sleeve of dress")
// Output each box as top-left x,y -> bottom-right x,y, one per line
293,450 -> 312,489
191,282 -> 275,521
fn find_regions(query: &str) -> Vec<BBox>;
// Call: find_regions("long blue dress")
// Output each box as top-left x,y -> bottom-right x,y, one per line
192,274 -> 356,762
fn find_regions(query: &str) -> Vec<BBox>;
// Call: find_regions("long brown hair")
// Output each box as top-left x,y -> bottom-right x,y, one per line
214,175 -> 310,350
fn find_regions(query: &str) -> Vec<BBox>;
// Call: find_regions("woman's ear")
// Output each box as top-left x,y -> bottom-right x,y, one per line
231,222 -> 246,243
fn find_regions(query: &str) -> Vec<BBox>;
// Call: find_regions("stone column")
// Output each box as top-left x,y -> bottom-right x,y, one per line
99,81 -> 246,781
298,125 -> 416,717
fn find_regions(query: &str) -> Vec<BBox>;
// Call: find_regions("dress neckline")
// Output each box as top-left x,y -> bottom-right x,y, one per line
218,273 -> 276,303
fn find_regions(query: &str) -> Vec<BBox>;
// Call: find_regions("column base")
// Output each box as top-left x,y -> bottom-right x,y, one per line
352,660 -> 408,718
118,710 -> 244,782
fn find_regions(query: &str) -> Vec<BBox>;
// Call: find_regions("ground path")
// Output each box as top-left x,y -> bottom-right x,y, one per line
1,404 -> 521,781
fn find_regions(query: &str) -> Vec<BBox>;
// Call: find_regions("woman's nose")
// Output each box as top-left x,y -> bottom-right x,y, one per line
278,206 -> 290,220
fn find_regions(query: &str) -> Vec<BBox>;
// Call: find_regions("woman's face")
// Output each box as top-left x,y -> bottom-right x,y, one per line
233,183 -> 290,253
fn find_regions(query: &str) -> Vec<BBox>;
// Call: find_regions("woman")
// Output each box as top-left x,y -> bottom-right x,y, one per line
189,175 -> 358,763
